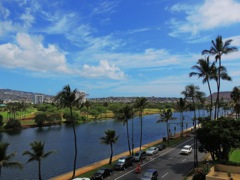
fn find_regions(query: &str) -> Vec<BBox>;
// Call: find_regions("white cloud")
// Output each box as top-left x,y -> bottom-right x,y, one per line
81,60 -> 125,80
169,0 -> 240,36
0,33 -> 72,73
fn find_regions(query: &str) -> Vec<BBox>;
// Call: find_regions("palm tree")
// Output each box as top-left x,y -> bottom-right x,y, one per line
230,86 -> 240,119
202,36 -> 238,118
157,109 -> 173,146
182,84 -> 204,168
175,98 -> 187,137
115,105 -> 134,155
189,57 -> 216,119
55,84 -> 84,179
100,129 -> 119,164
0,142 -> 23,176
23,141 -> 55,180
134,97 -> 148,151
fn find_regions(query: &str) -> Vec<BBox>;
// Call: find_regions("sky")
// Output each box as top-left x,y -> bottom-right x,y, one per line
0,0 -> 240,98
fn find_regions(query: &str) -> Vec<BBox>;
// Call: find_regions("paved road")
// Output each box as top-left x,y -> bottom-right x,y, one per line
104,137 -> 207,180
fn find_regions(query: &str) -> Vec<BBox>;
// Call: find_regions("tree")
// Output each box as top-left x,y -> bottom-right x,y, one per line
0,142 -> 23,176
115,105 -> 134,155
175,98 -> 187,137
197,117 -> 240,161
182,84 -> 205,168
4,118 -> 22,131
0,114 -> 3,127
202,36 -> 238,118
34,113 -> 48,127
189,57 -> 216,119
54,84 -> 84,179
23,141 -> 55,180
157,109 -> 173,146
100,129 -> 119,164
230,86 -> 240,119
134,97 -> 148,151
47,113 -> 62,125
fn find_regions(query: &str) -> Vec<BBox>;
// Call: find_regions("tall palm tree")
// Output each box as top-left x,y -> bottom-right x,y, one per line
100,129 -> 119,164
157,109 -> 173,146
115,105 -> 134,155
55,85 -> 84,179
189,57 -> 215,119
134,97 -> 148,151
22,141 -> 55,180
175,98 -> 187,137
182,84 -> 204,168
202,36 -> 238,118
230,86 -> 240,119
0,142 -> 23,176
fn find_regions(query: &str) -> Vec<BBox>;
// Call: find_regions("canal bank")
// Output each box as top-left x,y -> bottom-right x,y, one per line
50,128 -> 192,180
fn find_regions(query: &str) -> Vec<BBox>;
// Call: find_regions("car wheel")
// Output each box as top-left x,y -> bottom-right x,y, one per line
123,166 -> 126,170
101,176 -> 103,180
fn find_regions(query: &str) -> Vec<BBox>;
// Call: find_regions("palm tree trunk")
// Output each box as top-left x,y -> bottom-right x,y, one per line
167,121 -> 169,146
131,117 -> 134,156
109,143 -> 113,164
70,106 -> 77,179
192,98 -> 198,167
140,115 -> 143,151
38,160 -> 42,180
216,57 -> 222,119
181,111 -> 184,137
126,121 -> 131,155
207,79 -> 213,119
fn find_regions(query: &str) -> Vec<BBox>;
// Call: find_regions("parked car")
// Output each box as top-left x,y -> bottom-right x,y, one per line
157,144 -> 166,151
133,150 -> 147,161
180,145 -> 192,155
146,147 -> 158,155
140,169 -> 158,180
113,156 -> 134,170
90,168 -> 113,180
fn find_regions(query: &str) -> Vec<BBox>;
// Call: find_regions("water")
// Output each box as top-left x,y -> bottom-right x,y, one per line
1,111 -> 199,180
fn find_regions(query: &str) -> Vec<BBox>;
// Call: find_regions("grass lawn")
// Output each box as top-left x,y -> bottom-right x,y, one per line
229,149 -> 240,163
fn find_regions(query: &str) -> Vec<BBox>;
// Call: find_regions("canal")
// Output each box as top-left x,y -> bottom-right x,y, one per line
1,111 -> 198,180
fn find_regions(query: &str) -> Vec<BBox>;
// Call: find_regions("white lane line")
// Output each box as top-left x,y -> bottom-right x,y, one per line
161,172 -> 168,178
168,157 -> 173,160
182,158 -> 187,162
114,138 -> 193,180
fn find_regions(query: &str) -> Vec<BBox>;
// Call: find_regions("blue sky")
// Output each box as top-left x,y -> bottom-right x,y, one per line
0,0 -> 240,98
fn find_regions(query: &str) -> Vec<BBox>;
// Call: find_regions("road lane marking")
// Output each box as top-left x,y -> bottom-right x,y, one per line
161,172 -> 168,178
114,138 -> 193,180
168,157 -> 173,160
182,159 -> 187,162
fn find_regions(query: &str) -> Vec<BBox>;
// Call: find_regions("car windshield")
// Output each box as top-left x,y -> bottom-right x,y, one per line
148,147 -> 154,151
97,169 -> 104,173
118,158 -> 125,163
143,172 -> 152,177
183,147 -> 189,150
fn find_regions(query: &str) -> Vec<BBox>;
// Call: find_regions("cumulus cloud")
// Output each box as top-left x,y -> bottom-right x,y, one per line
169,0 -> 240,36
0,33 -> 73,73
81,60 -> 125,80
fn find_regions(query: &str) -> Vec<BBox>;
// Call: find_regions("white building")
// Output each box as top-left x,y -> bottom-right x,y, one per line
34,94 -> 44,104
75,91 -> 88,103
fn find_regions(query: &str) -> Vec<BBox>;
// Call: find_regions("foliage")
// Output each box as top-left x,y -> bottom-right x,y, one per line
192,167 -> 206,180
47,113 -> 62,125
100,129 -> 119,164
0,114 -> 3,127
197,117 -> 240,161
34,113 -> 48,127
23,141 -> 55,180
4,118 -> 22,130
0,142 -> 23,175
35,103 -> 57,112
63,111 -> 80,124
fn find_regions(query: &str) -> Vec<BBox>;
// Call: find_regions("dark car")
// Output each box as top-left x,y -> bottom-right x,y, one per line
133,150 -> 147,161
113,156 -> 134,170
91,168 -> 113,180
141,169 -> 158,180
157,144 -> 166,151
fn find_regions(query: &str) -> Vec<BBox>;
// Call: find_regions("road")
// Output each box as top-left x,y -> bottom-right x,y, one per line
104,137 -> 207,180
